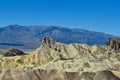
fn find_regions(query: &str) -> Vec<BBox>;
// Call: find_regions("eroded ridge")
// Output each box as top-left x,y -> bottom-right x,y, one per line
0,36 -> 120,80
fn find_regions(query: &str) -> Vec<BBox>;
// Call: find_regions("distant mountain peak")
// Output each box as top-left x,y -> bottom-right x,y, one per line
6,24 -> 22,27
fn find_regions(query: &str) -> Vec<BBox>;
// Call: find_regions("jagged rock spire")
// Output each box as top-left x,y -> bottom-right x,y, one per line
42,35 -> 55,45
106,37 -> 120,52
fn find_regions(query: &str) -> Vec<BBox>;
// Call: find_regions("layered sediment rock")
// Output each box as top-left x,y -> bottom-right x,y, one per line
0,36 -> 120,80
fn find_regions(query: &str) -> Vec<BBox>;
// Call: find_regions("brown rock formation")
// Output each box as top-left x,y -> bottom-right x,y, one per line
42,35 -> 55,45
3,48 -> 25,57
106,38 -> 120,52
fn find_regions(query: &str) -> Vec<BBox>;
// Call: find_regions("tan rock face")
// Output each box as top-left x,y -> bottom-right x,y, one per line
0,36 -> 120,80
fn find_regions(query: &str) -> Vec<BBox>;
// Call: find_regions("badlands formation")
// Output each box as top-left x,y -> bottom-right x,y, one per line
0,36 -> 120,80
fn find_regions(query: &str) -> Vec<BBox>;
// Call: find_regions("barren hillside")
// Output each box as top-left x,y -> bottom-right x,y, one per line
0,36 -> 120,80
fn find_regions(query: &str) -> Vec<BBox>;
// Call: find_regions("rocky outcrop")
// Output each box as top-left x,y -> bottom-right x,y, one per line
42,35 -> 55,45
0,36 -> 120,80
3,48 -> 25,57
106,38 -> 120,52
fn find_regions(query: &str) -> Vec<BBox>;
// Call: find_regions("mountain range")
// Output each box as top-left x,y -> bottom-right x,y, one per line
0,24 -> 116,49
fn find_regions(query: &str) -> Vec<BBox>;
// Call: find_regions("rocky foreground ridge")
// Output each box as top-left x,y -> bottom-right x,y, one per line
0,36 -> 120,80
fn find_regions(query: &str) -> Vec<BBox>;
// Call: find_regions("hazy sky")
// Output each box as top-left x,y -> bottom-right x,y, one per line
0,0 -> 120,35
